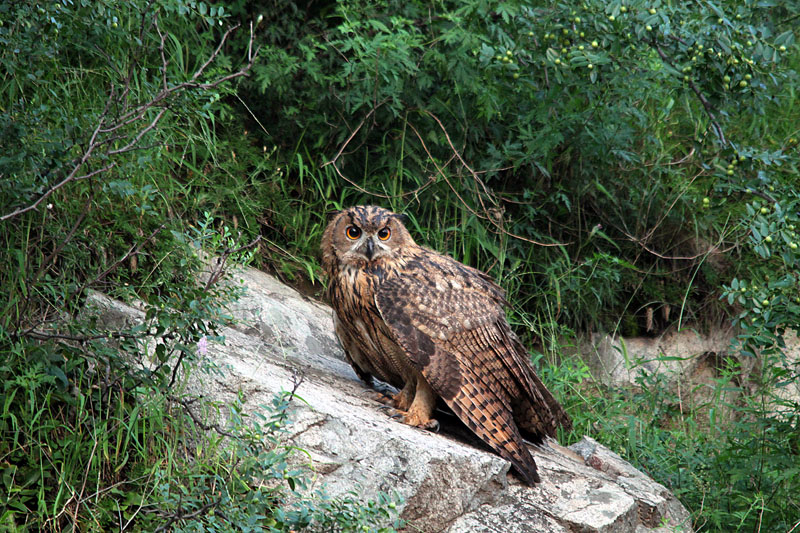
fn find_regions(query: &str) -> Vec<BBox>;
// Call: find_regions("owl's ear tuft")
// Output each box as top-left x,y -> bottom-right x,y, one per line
392,213 -> 410,225
325,209 -> 342,221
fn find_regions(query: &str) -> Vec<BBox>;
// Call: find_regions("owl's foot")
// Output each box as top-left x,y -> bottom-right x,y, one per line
410,415 -> 440,432
366,388 -> 415,411
366,390 -> 396,406
384,407 -> 440,432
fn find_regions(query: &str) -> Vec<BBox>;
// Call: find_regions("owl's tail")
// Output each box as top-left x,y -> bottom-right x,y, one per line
443,362 -> 542,485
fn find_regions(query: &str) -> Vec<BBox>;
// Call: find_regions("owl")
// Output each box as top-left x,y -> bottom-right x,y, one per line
321,205 -> 571,484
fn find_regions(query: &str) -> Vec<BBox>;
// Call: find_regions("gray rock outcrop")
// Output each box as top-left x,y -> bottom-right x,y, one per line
86,262 -> 692,533
579,328 -> 800,421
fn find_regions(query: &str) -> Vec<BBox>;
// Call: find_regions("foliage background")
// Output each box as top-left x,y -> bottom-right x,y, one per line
1,0 -> 799,531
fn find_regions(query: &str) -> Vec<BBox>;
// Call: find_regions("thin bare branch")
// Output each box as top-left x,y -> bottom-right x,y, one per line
1,87 -> 115,221
107,108 -> 167,155
73,223 -> 165,301
203,234 -> 262,290
322,98 -> 390,168
192,24 -> 241,82
2,18 -> 259,224
653,40 -> 726,145
411,111 -> 569,247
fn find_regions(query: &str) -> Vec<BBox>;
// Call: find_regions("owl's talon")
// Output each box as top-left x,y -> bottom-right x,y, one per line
365,390 -> 395,406
423,419 -> 440,433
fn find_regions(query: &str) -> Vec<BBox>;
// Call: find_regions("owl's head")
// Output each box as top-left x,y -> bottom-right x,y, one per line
321,205 -> 416,271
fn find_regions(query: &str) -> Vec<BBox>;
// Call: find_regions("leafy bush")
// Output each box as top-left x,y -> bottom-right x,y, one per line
228,0 -> 798,335
2,0 -> 799,530
0,1 -> 399,530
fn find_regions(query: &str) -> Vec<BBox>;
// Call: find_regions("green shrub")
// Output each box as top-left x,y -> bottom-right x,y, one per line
3,0 -> 799,530
0,1 -> 400,530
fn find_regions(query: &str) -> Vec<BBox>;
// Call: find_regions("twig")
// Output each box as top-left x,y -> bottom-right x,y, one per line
0,88 -> 115,221
2,17 -> 259,223
77,223 -> 166,297
204,235 -> 262,290
153,492 -> 222,533
322,98 -> 390,168
107,108 -> 167,155
169,395 -> 238,439
409,114 -> 568,247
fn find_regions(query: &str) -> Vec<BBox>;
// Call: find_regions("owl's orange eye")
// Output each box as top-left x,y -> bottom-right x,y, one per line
346,226 -> 362,240
377,227 -> 391,241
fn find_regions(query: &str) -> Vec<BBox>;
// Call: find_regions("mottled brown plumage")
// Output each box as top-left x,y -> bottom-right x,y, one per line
321,205 -> 571,484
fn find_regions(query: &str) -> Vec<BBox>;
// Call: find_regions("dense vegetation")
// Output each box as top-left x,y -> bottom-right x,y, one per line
1,0 -> 798,531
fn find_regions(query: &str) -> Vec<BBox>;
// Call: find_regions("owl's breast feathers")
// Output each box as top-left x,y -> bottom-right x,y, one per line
327,251 -> 418,388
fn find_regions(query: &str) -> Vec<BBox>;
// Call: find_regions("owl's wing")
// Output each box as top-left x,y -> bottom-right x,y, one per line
375,254 -> 571,484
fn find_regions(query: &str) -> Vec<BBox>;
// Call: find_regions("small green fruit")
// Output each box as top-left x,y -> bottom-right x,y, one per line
779,45 -> 787,52
609,15 -> 615,21
587,63 -> 594,69
649,7 -> 656,14
739,155 -> 746,161
727,169 -> 734,175
760,207 -> 769,214
703,197 -> 710,204
765,236 -> 773,243
790,242 -> 798,250
592,40 -> 599,48
513,72 -> 520,79
579,45 -> 585,50
739,80 -> 748,87
620,6 -> 627,12
723,75 -> 731,83
645,25 -> 653,31
762,299 -> 770,306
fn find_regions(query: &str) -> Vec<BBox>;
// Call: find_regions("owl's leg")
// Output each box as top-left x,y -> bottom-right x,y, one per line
367,379 -> 415,410
398,377 -> 439,431
392,379 -> 416,411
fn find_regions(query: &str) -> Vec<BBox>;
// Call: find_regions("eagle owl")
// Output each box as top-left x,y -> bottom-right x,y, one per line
321,205 -> 571,484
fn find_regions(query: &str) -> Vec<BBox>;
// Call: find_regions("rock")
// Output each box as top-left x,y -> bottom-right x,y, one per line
578,329 -> 738,389
84,262 -> 693,533
578,328 -> 800,422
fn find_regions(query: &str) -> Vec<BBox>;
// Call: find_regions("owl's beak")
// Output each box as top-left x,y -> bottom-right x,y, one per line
363,238 -> 375,260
